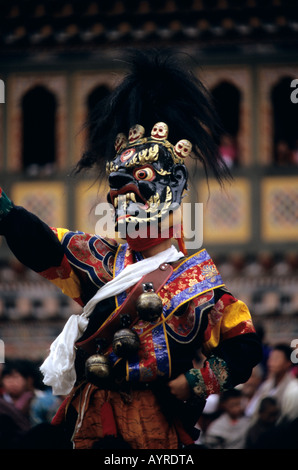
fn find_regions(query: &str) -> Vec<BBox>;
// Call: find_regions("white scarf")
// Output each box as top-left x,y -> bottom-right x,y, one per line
40,245 -> 183,395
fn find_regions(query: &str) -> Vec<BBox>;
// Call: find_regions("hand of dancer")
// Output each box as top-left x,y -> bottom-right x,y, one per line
168,373 -> 191,401
0,187 -> 13,221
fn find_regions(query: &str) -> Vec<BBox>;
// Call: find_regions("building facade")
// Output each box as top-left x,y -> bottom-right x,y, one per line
0,0 -> 298,357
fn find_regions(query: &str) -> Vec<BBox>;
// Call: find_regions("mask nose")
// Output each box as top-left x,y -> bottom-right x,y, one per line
108,170 -> 134,190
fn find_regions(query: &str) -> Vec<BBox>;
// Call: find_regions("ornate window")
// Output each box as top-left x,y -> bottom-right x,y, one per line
86,85 -> 110,138
258,66 -> 298,166
21,86 -> 57,173
211,80 -> 241,168
271,76 -> 298,166
201,67 -> 251,166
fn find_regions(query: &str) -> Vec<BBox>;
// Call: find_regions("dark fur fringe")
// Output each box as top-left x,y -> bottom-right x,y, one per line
75,48 -> 230,185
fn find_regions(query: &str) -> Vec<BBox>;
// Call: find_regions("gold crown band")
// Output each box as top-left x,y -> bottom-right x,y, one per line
114,122 -> 192,165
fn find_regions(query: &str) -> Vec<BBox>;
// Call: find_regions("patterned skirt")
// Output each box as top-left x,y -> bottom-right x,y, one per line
69,383 -> 179,449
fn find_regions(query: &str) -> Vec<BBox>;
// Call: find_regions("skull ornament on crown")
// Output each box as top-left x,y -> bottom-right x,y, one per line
128,125 -> 145,143
107,122 -> 191,236
114,133 -> 128,153
151,122 -> 169,140
174,140 -> 192,160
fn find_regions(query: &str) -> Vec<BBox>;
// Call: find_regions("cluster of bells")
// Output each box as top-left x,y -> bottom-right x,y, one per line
85,286 -> 163,385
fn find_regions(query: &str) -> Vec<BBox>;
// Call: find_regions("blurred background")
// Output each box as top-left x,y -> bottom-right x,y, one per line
0,0 -> 298,361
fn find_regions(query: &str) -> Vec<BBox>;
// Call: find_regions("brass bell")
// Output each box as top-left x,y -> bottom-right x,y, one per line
112,328 -> 140,358
136,291 -> 163,322
85,353 -> 111,385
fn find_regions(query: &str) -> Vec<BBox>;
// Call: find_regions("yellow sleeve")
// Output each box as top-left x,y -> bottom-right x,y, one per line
202,293 -> 255,356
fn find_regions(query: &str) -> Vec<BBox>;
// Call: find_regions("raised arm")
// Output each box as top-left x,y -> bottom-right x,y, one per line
0,186 -> 85,305
0,187 -> 65,272
0,187 -> 118,307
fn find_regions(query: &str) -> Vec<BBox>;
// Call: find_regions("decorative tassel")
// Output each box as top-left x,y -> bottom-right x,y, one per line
93,393 -> 132,448
100,395 -> 117,437
174,419 -> 195,447
51,396 -> 70,426
175,222 -> 188,257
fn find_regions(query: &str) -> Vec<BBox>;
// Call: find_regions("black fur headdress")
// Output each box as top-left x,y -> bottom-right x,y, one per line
76,49 -> 229,184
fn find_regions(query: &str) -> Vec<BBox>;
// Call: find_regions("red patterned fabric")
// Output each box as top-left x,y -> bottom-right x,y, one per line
200,360 -> 221,395
203,293 -> 237,344
39,253 -> 71,280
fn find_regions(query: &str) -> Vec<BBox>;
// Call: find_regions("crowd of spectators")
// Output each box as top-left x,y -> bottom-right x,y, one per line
1,340 -> 297,449
195,342 -> 298,449
0,357 -> 65,448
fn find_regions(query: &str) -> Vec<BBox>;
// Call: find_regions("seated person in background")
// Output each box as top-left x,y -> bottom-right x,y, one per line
250,344 -> 298,420
204,388 -> 251,449
0,359 -> 35,418
245,396 -> 279,449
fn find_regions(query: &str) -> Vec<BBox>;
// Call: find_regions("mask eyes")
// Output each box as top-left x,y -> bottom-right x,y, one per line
133,166 -> 156,181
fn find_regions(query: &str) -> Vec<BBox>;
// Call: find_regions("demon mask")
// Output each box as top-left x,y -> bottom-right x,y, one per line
106,122 -> 192,240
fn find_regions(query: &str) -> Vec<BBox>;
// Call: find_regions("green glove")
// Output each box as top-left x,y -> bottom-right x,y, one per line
0,187 -> 13,221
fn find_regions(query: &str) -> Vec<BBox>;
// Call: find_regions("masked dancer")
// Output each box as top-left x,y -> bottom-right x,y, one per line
0,50 -> 262,449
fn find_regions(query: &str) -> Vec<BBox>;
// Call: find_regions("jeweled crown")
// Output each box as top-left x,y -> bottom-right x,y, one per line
114,122 -> 192,165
